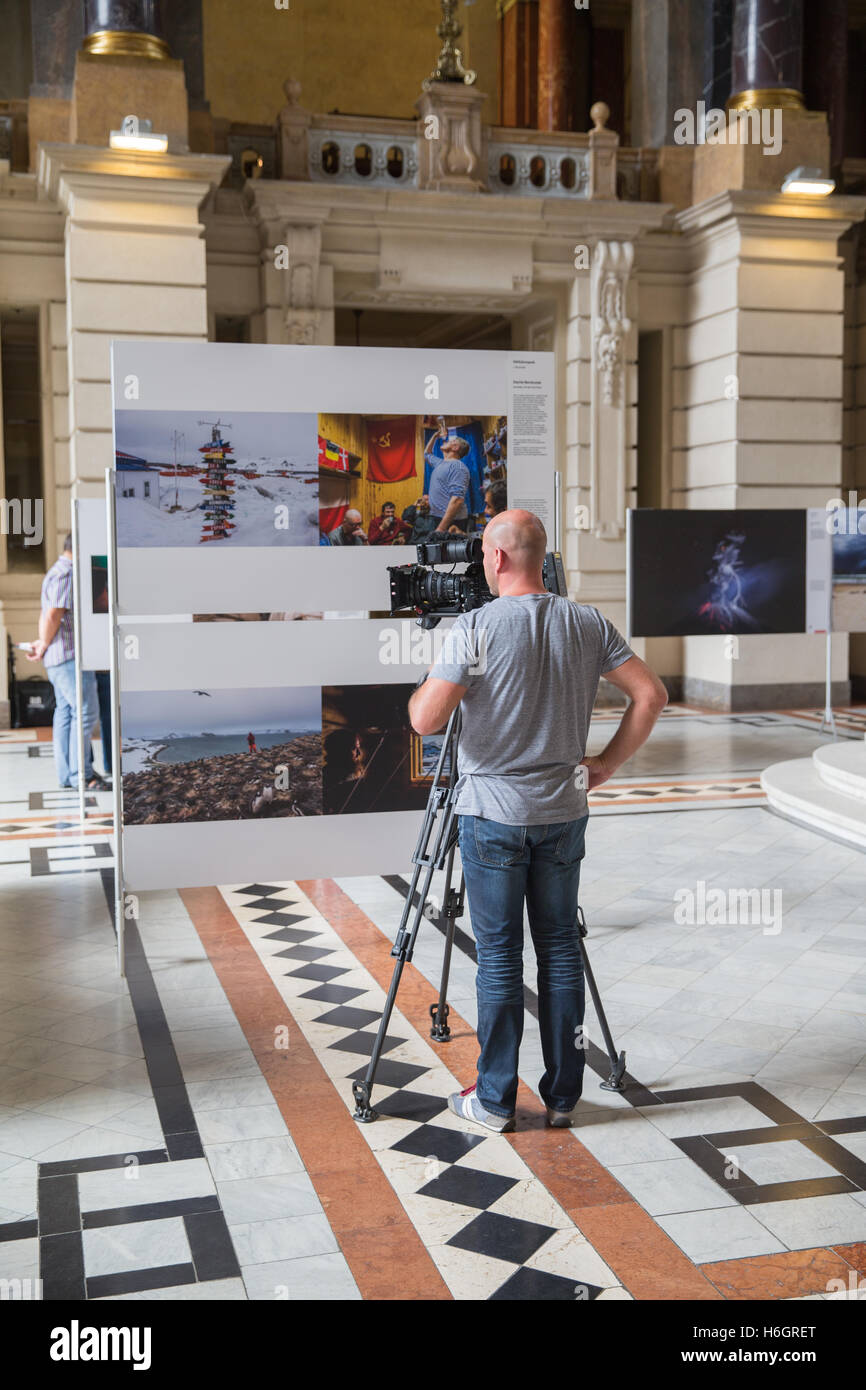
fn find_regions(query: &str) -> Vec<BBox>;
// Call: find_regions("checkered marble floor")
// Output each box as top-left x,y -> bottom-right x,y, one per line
221,882 -> 625,1300
2,708 -> 866,1301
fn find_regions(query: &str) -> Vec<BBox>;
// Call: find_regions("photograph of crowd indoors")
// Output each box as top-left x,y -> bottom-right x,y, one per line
319,413 -> 507,546
4,0 -> 866,1347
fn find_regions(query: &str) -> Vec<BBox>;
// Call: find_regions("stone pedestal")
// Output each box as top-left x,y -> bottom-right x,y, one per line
70,50 -> 189,152
692,106 -> 829,204
588,102 -> 618,200
415,82 -> 487,193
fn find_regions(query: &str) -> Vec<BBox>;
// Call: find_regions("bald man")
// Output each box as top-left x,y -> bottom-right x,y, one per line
328,510 -> 367,546
409,510 -> 667,1133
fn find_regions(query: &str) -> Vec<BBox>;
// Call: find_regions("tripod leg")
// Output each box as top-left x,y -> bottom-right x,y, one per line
353,706 -> 462,1120
352,950 -> 409,1122
429,854 -> 465,1042
352,858 -> 438,1122
577,907 -> 627,1091
430,919 -> 454,1041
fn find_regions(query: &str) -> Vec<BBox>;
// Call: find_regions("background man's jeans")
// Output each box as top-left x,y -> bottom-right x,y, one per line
458,814 -> 589,1118
46,660 -> 97,786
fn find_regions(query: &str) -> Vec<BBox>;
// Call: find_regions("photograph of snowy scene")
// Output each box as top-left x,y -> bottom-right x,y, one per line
114,410 -> 319,548
121,686 -> 322,824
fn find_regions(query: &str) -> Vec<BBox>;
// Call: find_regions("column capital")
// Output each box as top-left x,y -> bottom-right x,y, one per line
36,143 -> 230,209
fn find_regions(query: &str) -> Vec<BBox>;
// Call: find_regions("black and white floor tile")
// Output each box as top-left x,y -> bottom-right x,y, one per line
224,882 -> 628,1301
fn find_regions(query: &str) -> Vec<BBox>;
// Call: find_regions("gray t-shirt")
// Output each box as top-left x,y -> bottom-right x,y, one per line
428,592 -> 633,825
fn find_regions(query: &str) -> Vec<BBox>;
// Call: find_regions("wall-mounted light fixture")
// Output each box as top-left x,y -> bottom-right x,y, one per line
109,115 -> 168,153
781,166 -> 835,196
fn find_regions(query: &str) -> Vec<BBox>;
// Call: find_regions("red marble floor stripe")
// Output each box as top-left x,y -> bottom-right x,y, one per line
701,1247 -> 855,1300
180,886 -> 451,1302
297,877 -> 721,1301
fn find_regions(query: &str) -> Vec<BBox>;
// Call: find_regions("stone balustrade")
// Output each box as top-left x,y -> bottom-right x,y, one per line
275,81 -> 647,201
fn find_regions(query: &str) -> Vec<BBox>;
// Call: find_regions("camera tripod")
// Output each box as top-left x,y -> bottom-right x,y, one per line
351,705 -> 628,1123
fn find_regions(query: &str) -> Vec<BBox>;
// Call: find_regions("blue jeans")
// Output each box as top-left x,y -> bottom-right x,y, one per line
458,814 -> 589,1118
45,659 -> 97,786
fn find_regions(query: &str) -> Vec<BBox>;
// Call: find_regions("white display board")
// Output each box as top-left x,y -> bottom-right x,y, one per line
109,342 -> 557,891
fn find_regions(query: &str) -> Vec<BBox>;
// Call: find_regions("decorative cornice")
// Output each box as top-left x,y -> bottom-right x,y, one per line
37,144 -> 230,205
675,188 -> 866,238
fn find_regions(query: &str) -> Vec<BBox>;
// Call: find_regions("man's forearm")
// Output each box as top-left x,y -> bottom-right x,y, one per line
39,609 -> 63,648
599,698 -> 665,774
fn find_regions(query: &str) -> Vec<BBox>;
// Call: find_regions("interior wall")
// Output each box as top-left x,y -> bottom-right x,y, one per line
201,0 -> 500,127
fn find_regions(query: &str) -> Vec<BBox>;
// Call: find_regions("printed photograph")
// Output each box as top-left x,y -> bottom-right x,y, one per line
318,412 -> 507,547
114,410 -> 320,548
121,686 -> 322,824
91,555 -> 108,614
322,683 -> 443,815
629,509 -> 807,637
832,509 -> 866,633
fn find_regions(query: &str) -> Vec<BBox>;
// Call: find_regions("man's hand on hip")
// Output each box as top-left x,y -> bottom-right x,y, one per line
582,754 -> 612,790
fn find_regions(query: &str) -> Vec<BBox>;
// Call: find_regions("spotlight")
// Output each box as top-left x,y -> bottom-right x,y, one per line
109,116 -> 168,153
781,166 -> 835,196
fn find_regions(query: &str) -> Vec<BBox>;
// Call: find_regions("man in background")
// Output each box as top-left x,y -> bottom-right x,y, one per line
425,423 -> 473,533
27,534 -> 106,791
328,509 -> 368,545
402,494 -> 437,545
484,480 -> 508,522
369,501 -> 411,545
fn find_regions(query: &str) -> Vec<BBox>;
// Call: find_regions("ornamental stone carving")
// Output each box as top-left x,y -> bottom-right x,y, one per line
592,240 -> 633,407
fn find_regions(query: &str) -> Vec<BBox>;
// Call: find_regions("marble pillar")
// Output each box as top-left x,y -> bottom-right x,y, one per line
82,1 -> 169,57
730,0 -> 804,108
702,0 -> 733,111
803,0 -> 848,170
498,0 -> 538,129
537,0 -> 577,132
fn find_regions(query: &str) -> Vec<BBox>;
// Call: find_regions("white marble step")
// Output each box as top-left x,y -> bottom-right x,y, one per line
813,741 -> 866,802
761,757 -> 866,850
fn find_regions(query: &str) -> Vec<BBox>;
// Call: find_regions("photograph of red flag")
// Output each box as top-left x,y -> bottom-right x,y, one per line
366,417 -> 416,483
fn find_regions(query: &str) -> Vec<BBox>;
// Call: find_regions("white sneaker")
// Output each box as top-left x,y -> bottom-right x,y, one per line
448,1085 -> 515,1133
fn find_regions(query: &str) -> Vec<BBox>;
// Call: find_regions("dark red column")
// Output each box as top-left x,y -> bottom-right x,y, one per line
538,0 -> 578,131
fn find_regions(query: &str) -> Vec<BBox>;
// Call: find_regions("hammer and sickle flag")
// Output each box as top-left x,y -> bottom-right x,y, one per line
366,417 -> 417,483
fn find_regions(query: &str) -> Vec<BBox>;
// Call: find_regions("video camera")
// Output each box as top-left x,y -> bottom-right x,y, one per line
388,536 -> 567,628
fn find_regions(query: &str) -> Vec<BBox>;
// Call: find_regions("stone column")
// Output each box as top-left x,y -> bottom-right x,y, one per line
562,242 -> 637,634
803,0 -> 848,172
729,0 -> 804,110
537,0 -> 577,132
82,0 -> 169,57
672,191 -> 866,708
36,144 -> 229,517
702,0 -> 733,111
